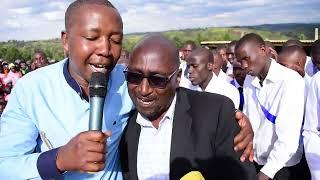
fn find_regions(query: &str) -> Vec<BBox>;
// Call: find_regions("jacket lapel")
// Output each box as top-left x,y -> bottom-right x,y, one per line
170,88 -> 193,175
126,111 -> 140,179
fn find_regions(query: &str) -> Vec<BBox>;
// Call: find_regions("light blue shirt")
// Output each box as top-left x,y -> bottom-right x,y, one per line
0,59 -> 134,179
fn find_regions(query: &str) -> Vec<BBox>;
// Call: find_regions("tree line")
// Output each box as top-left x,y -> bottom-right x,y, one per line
0,25 -> 316,63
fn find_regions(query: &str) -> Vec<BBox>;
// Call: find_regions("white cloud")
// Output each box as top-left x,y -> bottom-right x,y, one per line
42,11 -> 65,21
0,0 -> 318,41
4,20 -> 21,28
9,7 -> 33,15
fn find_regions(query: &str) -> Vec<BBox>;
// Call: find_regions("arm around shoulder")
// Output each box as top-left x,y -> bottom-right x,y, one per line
213,97 -> 256,180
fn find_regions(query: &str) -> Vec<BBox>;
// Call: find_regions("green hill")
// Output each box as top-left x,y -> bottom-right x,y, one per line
0,23 -> 318,62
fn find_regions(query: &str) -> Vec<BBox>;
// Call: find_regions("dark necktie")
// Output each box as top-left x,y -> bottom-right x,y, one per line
238,87 -> 244,111
313,64 -> 318,74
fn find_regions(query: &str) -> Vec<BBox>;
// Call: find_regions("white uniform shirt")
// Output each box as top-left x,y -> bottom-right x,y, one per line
243,59 -> 305,178
187,73 -> 240,109
303,72 -> 320,180
204,73 -> 240,109
217,69 -> 233,82
305,56 -> 318,78
136,95 -> 177,180
179,65 -> 239,108
226,61 -> 233,76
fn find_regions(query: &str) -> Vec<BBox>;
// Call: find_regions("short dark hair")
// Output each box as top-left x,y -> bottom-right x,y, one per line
228,40 -> 238,47
182,40 -> 197,49
236,33 -> 265,51
283,39 -> 303,49
280,45 -> 306,60
191,47 -> 213,63
65,0 -> 116,31
311,39 -> 320,55
280,45 -> 306,56
34,50 -> 47,59
216,45 -> 227,51
265,41 -> 275,50
211,49 -> 222,64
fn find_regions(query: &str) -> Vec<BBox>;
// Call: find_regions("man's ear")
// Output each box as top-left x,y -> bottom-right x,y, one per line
175,68 -> 182,88
207,62 -> 213,71
61,31 -> 69,56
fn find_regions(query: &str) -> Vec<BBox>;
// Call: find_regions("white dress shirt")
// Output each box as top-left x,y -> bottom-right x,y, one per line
243,59 -> 305,178
226,61 -> 233,76
204,73 -> 240,109
187,73 -> 240,109
136,95 -> 177,180
217,69 -> 233,82
305,56 -> 318,78
303,72 -> 320,180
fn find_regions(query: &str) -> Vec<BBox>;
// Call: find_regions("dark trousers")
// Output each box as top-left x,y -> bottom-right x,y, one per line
254,154 -> 310,180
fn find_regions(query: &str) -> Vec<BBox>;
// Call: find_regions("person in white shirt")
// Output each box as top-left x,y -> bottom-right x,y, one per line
282,39 -> 319,79
179,41 -> 198,91
225,41 -> 238,78
278,45 -> 309,85
186,47 -> 240,109
212,49 -> 232,82
277,45 -> 311,179
236,33 -> 305,180
305,40 -> 320,77
303,72 -> 320,180
230,61 -> 246,111
216,45 -> 228,73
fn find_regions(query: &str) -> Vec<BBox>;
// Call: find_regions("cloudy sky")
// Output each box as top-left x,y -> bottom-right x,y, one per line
0,0 -> 319,41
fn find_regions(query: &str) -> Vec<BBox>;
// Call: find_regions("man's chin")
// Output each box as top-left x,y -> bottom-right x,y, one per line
137,107 -> 162,121
190,80 -> 198,86
247,71 -> 257,77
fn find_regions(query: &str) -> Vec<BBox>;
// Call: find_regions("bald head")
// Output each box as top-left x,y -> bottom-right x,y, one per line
130,34 -> 179,69
187,47 -> 213,64
278,45 -> 306,77
65,0 -> 117,31
126,34 -> 181,123
236,33 -> 265,51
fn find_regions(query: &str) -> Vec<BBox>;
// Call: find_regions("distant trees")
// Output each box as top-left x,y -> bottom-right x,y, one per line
0,39 -> 64,63
0,25 -> 317,61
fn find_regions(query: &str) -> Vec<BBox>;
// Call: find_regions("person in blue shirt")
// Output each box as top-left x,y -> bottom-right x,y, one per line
0,0 -> 134,179
0,0 -> 254,179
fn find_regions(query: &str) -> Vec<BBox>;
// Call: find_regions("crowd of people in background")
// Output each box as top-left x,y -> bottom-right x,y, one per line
0,1 -> 320,179
0,36 -> 319,179
177,37 -> 320,180
0,50 -> 54,114
113,37 -> 320,180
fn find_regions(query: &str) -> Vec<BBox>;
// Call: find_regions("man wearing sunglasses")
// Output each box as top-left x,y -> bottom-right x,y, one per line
0,1 -> 254,179
120,34 -> 256,180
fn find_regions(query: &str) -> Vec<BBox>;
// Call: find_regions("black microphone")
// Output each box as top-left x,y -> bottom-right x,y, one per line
89,72 -> 108,131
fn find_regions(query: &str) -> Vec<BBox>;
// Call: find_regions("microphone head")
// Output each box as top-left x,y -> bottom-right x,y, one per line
89,72 -> 108,97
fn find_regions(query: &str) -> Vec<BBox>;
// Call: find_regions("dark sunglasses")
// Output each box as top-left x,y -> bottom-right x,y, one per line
123,68 -> 179,88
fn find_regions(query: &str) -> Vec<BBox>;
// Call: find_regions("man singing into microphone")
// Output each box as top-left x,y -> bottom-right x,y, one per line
0,0 -> 253,179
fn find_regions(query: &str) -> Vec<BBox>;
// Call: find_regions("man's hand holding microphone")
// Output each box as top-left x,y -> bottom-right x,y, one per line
56,72 -> 110,173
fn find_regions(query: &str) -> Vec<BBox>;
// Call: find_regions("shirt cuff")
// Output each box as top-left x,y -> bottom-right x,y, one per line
260,162 -> 282,179
37,148 -> 64,180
